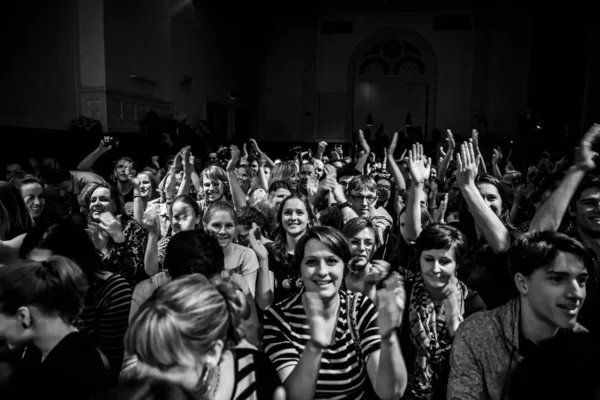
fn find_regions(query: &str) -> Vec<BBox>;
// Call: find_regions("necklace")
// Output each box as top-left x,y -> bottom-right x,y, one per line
209,363 -> 221,399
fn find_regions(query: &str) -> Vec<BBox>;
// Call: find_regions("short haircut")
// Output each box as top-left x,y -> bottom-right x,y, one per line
508,231 -> 594,278
415,223 -> 467,264
348,175 -> 377,194
163,230 -> 224,279
342,217 -> 381,250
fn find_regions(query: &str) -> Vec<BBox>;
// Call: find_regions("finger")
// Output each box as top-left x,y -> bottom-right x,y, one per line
456,152 -> 463,171
408,150 -> 414,165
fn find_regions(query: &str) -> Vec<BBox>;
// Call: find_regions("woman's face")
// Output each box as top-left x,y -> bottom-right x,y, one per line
202,177 -> 225,203
21,183 -> 45,218
250,160 -> 259,173
301,239 -> 345,299
137,174 -> 153,200
348,228 -> 377,270
420,248 -> 457,291
476,183 -> 503,217
171,200 -> 199,234
285,173 -> 299,192
204,210 -> 236,248
269,188 -> 291,210
280,198 -> 309,237
89,187 -> 116,221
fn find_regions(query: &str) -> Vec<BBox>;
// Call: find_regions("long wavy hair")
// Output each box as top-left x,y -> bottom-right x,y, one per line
270,194 -> 316,264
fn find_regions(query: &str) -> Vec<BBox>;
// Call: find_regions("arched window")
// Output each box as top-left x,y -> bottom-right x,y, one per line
357,39 -> 426,78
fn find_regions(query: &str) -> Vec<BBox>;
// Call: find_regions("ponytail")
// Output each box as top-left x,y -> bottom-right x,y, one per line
0,256 -> 88,323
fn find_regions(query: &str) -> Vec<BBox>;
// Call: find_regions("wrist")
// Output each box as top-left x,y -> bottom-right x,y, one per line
111,233 -> 126,243
380,330 -> 397,344
307,338 -> 329,351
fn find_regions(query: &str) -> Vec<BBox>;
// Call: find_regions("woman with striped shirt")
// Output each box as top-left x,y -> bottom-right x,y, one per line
263,226 -> 407,400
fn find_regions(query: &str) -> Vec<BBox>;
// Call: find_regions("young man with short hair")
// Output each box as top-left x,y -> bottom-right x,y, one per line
447,231 -> 590,400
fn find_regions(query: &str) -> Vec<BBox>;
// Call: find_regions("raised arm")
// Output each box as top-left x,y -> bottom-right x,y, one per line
457,142 -> 510,253
385,132 -> 407,193
405,143 -> 431,241
226,145 -> 248,210
354,130 -> 371,174
529,123 -> 600,232
77,136 -> 113,172
437,129 -> 455,185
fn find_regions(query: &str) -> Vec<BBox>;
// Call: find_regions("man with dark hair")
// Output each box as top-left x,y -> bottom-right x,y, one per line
447,231 -> 589,400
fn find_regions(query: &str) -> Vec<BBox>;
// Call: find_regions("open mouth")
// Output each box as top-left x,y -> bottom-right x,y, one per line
314,280 -> 332,287
557,304 -> 579,316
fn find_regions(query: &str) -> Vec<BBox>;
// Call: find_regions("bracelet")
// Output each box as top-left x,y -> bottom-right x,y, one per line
337,201 -> 351,210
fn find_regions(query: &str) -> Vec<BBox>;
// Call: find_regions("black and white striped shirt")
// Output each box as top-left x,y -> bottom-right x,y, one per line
263,290 -> 381,400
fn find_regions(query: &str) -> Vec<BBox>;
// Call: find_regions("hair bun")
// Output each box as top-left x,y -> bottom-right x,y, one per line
212,277 -> 249,342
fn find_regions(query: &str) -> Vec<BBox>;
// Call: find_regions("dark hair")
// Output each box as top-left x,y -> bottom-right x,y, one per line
508,231 -> 595,278
9,172 -> 43,190
236,206 -> 269,233
271,194 -> 315,264
342,217 -> 381,250
80,183 -> 125,216
115,157 -> 137,172
202,200 -> 236,226
163,230 -> 224,279
294,226 -> 352,270
570,174 -> 600,213
39,157 -> 70,185
509,332 -> 600,400
0,180 -> 34,241
415,223 -> 467,264
0,256 -> 88,323
267,180 -> 291,194
20,219 -> 105,283
171,194 -> 200,218
336,165 -> 361,181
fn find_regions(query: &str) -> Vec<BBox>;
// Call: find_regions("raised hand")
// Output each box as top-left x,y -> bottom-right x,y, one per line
492,148 -> 503,165
365,260 -> 391,285
445,129 -> 456,154
358,130 -> 371,153
408,142 -> 432,185
575,123 -> 600,172
387,132 -> 399,157
227,145 -> 241,172
141,203 -> 160,234
377,274 -> 405,335
303,292 -> 337,347
249,138 -> 263,156
318,141 -> 328,153
125,166 -> 140,190
247,223 -> 268,261
456,141 -> 479,188
442,277 -> 463,335
97,212 -> 125,243
99,136 -> 114,153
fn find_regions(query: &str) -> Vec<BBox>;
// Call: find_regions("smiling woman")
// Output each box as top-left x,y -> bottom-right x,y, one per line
263,226 -> 408,400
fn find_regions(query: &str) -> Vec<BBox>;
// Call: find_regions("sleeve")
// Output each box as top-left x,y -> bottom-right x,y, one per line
118,220 -> 149,285
253,350 -> 282,400
446,323 -> 486,400
240,247 -> 260,275
262,306 -> 301,372
96,278 -> 133,374
156,237 -> 170,270
356,293 -> 381,360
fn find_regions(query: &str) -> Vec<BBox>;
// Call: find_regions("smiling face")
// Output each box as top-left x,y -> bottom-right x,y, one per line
419,248 -> 457,291
236,167 -> 252,193
300,239 -> 344,300
280,198 -> 309,238
89,187 -> 116,221
202,177 -> 225,203
520,251 -> 588,331
476,183 -> 503,217
204,210 -> 236,248
21,183 -> 45,218
137,173 -> 153,199
572,187 -> 600,237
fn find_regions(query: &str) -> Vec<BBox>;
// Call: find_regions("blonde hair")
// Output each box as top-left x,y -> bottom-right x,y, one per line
268,161 -> 298,188
125,274 -> 247,371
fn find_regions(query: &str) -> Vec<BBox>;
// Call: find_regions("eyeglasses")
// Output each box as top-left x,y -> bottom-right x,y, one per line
350,194 -> 377,205
377,185 -> 391,191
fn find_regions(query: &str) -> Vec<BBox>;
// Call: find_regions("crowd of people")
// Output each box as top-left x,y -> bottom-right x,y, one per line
0,124 -> 599,400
